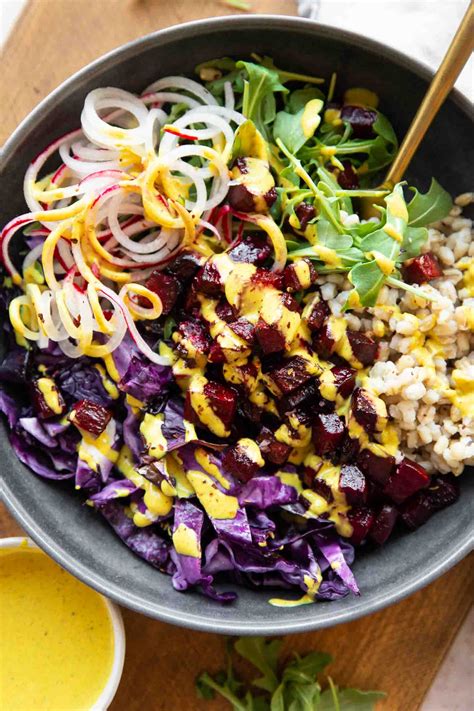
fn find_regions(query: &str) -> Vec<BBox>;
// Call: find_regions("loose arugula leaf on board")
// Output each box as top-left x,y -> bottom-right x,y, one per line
273,99 -> 324,154
236,61 -> 288,139
283,651 -> 333,685
406,178 -> 453,227
319,685 -> 386,710
234,637 -> 281,694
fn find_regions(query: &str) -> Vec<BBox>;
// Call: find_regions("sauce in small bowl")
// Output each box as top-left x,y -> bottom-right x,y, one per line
0,537 -> 125,710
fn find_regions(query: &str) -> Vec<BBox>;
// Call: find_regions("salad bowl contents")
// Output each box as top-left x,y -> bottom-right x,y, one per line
0,49 -> 472,612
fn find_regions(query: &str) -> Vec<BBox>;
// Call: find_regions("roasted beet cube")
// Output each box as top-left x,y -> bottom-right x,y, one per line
185,381 -> 237,431
176,320 -> 210,358
208,342 -> 226,363
337,161 -> 359,190
279,380 -> 319,415
144,271 -> 180,315
339,464 -> 367,505
223,442 -> 260,483
31,378 -> 66,420
229,318 -> 255,344
337,433 -> 360,464
356,449 -> 395,487
383,457 -> 430,504
194,261 -> 222,295
215,301 -> 236,323
238,398 -> 262,424
340,105 -> 377,139
348,506 -> 375,545
402,252 -> 443,284
426,476 -> 459,510
166,250 -> 202,283
305,297 -> 330,332
252,269 -> 284,291
332,366 -> 356,398
347,330 -> 378,366
311,476 -> 333,502
283,259 -> 317,292
280,292 -> 301,313
228,157 -> 276,214
312,412 -> 345,455
227,233 -> 271,265
71,399 -> 112,437
257,427 -> 291,465
369,504 -> 398,545
294,201 -> 316,230
351,388 -> 378,434
255,320 -> 285,354
312,324 -> 335,358
269,356 -> 313,395
398,492 -> 433,530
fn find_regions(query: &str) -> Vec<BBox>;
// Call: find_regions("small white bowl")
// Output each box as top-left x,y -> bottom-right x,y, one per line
0,536 -> 126,710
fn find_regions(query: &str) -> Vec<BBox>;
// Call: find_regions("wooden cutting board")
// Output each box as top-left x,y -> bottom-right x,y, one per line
1,2 -> 472,709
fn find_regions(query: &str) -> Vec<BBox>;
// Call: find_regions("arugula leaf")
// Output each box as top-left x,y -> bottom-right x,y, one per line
372,111 -> 398,147
399,225 -> 428,261
234,637 -> 281,693
273,100 -> 323,154
319,686 -> 386,710
282,652 -> 333,685
252,55 -> 325,86
406,178 -> 453,227
287,87 -> 326,112
349,260 -> 385,307
236,61 -> 287,139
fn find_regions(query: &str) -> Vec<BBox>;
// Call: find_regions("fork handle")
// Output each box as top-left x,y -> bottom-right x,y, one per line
385,2 -> 474,186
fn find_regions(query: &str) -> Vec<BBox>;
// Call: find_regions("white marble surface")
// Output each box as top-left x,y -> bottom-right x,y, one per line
0,1 -> 472,709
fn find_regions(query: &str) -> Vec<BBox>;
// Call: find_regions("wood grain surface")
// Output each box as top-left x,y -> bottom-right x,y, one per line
1,2 -> 473,710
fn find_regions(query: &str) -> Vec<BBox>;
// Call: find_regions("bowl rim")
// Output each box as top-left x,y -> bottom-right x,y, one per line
1,14 -> 473,635
0,536 -> 126,709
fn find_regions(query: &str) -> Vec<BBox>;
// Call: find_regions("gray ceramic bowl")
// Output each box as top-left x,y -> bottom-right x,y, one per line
1,15 -> 473,635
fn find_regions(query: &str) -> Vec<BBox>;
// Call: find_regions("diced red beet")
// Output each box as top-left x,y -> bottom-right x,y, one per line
337,161 -> 359,190
347,330 -> 378,366
398,492 -> 433,530
269,356 -> 313,395
176,320 -> 210,358
283,259 -> 317,292
31,379 -> 66,420
216,301 -> 236,323
264,188 -> 277,207
185,381 -> 237,430
257,427 -> 292,465
144,271 -> 180,315
348,506 -> 375,545
356,449 -> 395,487
280,292 -> 301,313
312,412 -> 345,455
426,476 -> 459,510
183,283 -> 200,314
227,233 -> 271,265
228,158 -> 276,213
278,380 -> 319,414
351,388 -> 378,434
332,366 -> 356,398
238,398 -> 262,424
166,250 -> 202,283
255,319 -> 285,354
340,105 -> 377,138
208,342 -> 226,363
229,318 -> 255,344
337,433 -> 360,464
311,476 -> 333,502
305,298 -> 330,332
252,269 -> 285,291
312,324 -> 335,358
223,443 -> 260,483
71,399 -> 112,437
402,252 -> 443,284
339,464 -> 367,505
294,201 -> 316,230
383,456 -> 430,504
194,261 -> 222,295
369,504 -> 398,545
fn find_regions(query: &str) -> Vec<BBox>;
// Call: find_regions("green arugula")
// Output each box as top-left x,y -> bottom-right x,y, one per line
196,637 -> 385,710
236,61 -> 287,140
273,100 -> 324,154
406,178 -> 453,227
